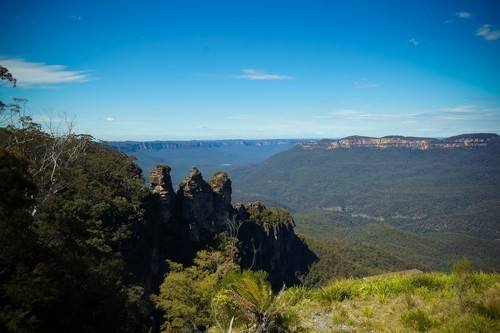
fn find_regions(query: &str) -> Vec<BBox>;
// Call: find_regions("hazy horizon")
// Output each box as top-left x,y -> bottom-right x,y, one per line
106,132 -> 498,142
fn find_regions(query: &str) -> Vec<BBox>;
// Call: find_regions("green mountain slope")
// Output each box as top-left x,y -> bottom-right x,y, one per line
232,135 -> 500,271
232,143 -> 500,237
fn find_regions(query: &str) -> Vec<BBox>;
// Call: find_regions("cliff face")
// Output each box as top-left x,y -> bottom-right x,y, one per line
147,165 -> 315,290
108,139 -> 301,152
235,202 -> 317,289
298,133 -> 500,150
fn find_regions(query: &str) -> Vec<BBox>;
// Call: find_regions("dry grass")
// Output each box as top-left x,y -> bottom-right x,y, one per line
281,272 -> 500,332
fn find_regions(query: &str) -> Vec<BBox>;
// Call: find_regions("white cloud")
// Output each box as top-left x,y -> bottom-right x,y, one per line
69,15 -> 82,21
476,24 -> 500,41
0,57 -> 90,87
456,12 -> 471,19
234,69 -> 292,81
409,38 -> 420,46
105,117 -> 115,122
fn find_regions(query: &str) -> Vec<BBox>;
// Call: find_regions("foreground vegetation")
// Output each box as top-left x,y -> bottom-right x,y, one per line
154,252 -> 499,332
283,268 -> 499,332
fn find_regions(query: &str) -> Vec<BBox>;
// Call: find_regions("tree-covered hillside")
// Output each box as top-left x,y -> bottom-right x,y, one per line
231,142 -> 500,271
232,145 -> 500,238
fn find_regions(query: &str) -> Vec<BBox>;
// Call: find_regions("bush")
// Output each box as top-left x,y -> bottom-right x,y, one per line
281,286 -> 313,306
317,279 -> 358,303
471,284 -> 500,320
212,270 -> 296,333
400,309 -> 436,332
153,248 -> 238,333
453,258 -> 475,312
441,314 -> 500,333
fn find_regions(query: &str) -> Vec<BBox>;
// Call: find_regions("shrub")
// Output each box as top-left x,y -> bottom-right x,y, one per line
212,270 -> 295,333
153,249 -> 238,333
400,309 -> 436,332
281,286 -> 313,306
317,279 -> 358,303
471,284 -> 500,320
452,258 -> 474,312
441,314 -> 500,333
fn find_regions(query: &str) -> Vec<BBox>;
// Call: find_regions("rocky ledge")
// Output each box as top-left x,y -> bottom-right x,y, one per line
298,133 -> 500,150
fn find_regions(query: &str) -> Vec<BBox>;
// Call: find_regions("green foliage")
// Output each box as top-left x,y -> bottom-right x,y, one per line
232,145 -> 500,272
400,308 -> 437,332
281,286 -> 314,306
301,236 -> 411,287
317,273 -> 456,304
297,216 -> 500,274
453,258 -> 475,312
1,120 -> 151,331
470,284 -> 500,320
441,314 -> 500,333
233,146 -> 500,239
282,272 -> 500,332
212,270 -> 296,333
0,149 -> 44,332
153,246 -> 239,333
245,205 -> 294,227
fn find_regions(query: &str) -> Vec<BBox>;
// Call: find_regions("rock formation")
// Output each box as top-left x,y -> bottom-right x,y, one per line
146,165 -> 316,291
149,164 -> 176,220
177,167 -> 216,242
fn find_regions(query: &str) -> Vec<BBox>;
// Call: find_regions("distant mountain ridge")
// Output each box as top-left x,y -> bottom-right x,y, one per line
299,133 -> 500,150
108,139 -> 304,153
106,139 -> 306,183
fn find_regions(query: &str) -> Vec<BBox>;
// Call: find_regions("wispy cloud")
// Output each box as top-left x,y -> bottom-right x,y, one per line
317,105 -> 499,123
0,57 -> 90,87
456,11 -> 471,19
318,110 -> 413,121
234,69 -> 292,81
439,105 -> 477,114
105,117 -> 115,122
69,15 -> 83,21
353,79 -> 381,89
409,37 -> 420,46
476,24 -> 500,41
317,109 -> 361,119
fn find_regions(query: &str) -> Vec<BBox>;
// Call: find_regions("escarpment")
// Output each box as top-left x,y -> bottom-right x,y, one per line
298,133 -> 500,150
145,165 -> 316,292
235,202 -> 317,289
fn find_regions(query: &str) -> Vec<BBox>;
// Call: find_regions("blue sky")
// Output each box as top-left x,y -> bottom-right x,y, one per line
1,0 -> 500,140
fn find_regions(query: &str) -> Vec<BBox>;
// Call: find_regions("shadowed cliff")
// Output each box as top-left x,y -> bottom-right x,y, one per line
143,164 -> 317,292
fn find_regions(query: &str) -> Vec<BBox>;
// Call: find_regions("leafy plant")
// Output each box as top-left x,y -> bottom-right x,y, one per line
212,270 -> 296,333
153,247 -> 238,333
